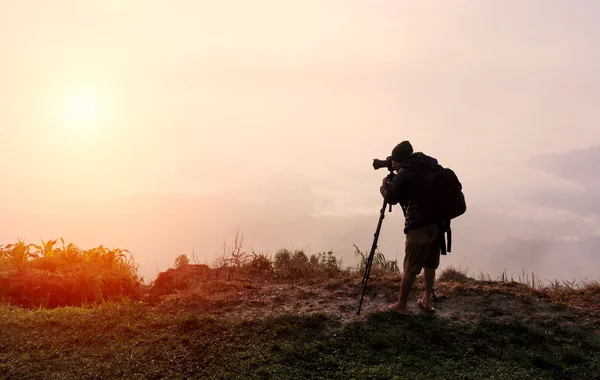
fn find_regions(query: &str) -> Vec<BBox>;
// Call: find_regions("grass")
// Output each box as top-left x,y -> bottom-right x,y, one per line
1,236 -> 599,378
1,303 -> 598,379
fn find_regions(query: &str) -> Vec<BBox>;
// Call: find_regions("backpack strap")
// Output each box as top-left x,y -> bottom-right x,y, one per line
437,220 -> 452,255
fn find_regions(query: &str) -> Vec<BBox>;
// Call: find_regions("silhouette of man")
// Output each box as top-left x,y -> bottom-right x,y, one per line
379,140 -> 441,314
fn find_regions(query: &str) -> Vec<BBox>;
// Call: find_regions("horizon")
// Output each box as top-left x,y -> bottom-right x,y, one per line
1,1 -> 600,282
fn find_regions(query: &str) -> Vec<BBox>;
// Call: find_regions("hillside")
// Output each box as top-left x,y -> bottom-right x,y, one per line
1,245 -> 599,380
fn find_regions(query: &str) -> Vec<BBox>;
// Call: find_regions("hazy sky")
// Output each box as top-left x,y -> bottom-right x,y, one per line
1,1 -> 599,282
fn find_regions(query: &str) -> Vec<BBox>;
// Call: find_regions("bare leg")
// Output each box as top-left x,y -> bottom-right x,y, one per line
387,271 -> 417,313
399,271 -> 417,309
421,268 -> 436,309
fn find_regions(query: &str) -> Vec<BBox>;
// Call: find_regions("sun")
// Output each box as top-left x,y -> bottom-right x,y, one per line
58,87 -> 106,134
65,93 -> 98,123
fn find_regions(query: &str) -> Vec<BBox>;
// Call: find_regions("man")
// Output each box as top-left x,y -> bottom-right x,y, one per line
379,140 -> 441,315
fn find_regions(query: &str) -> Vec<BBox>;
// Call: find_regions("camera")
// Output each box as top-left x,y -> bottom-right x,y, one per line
372,156 -> 394,171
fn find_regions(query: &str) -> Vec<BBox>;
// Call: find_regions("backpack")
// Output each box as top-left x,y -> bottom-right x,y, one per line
421,165 -> 466,222
419,165 -> 467,254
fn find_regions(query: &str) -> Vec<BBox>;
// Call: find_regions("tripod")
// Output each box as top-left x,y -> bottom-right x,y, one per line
357,196 -> 391,315
356,173 -> 438,315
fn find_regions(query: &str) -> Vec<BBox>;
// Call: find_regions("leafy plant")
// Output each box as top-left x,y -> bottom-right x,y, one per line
247,250 -> 273,273
0,238 -> 141,308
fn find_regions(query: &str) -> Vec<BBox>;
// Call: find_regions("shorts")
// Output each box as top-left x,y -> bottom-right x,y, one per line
403,224 -> 441,276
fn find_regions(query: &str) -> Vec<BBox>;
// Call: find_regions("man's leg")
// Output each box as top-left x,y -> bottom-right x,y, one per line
384,229 -> 424,314
398,270 -> 417,310
420,226 -> 441,310
386,270 -> 417,314
420,268 -> 436,309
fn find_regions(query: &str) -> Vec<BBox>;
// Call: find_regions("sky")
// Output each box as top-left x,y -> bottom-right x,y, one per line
1,1 -> 599,282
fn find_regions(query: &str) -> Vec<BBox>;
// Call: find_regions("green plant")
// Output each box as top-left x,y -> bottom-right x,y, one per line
248,251 -> 273,273
353,244 -> 399,275
309,251 -> 341,275
274,248 -> 292,273
272,249 -> 314,279
0,238 -> 141,308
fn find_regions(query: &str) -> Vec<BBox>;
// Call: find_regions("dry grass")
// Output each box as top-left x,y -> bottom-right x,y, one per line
438,265 -> 472,283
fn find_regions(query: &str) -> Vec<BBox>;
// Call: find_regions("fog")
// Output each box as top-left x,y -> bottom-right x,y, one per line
1,1 -> 599,282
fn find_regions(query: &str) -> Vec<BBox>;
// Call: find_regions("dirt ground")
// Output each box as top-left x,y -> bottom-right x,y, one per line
151,271 -> 600,329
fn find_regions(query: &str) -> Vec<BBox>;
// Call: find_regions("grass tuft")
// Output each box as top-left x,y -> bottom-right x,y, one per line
438,265 -> 472,283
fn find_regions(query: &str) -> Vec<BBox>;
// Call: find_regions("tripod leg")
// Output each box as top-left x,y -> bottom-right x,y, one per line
358,199 -> 388,315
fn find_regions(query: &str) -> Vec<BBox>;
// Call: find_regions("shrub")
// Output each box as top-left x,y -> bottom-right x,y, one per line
271,249 -> 344,279
247,252 -> 273,273
273,249 -> 312,279
309,251 -> 342,276
274,249 -> 292,272
174,254 -> 190,269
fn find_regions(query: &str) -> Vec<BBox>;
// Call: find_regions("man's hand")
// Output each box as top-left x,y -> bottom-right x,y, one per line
380,176 -> 390,200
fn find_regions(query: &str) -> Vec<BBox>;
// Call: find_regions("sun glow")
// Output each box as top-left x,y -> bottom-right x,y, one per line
65,93 -> 98,123
58,86 -> 106,135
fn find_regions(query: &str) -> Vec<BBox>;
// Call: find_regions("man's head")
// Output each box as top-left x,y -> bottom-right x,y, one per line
391,141 -> 413,168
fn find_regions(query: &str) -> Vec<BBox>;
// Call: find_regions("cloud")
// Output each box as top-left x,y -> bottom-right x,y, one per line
529,144 -> 600,189
489,236 -> 600,283
475,145 -> 600,282
526,144 -> 600,218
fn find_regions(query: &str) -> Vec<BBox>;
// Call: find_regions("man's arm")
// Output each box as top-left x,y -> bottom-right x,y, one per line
380,168 -> 412,205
